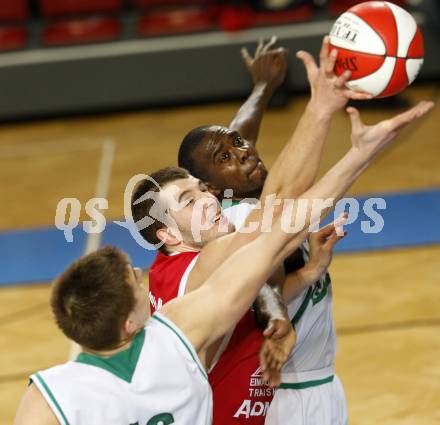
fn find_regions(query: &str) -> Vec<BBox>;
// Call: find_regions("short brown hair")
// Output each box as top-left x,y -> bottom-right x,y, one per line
131,167 -> 189,253
51,246 -> 135,351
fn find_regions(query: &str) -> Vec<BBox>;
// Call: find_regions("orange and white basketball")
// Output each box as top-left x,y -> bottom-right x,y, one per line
329,1 -> 424,98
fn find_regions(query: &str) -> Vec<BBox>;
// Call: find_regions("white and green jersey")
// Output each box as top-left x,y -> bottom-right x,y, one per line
280,241 -> 336,388
31,313 -> 212,425
224,202 -> 336,387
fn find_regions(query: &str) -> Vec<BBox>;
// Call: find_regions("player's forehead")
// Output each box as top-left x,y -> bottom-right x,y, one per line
201,125 -> 241,157
159,176 -> 201,201
206,124 -> 227,134
203,125 -> 236,143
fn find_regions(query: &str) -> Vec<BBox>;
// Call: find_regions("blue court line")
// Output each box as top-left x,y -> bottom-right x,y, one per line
0,226 -> 86,286
0,188 -> 439,287
322,189 -> 440,252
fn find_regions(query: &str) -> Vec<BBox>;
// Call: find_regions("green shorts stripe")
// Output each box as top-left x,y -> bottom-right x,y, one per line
278,375 -> 334,390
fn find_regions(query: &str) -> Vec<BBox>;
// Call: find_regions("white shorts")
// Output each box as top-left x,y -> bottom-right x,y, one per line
265,375 -> 348,425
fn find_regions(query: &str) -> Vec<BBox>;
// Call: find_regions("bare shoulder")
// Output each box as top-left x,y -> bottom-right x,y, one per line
14,383 -> 59,425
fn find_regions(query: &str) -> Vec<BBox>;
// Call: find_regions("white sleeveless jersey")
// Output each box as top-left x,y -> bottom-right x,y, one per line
31,313 -> 212,425
224,203 -> 336,385
281,241 -> 336,386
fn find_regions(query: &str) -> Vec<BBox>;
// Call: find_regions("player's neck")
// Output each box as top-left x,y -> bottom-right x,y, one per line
81,331 -> 141,357
82,345 -> 128,358
166,243 -> 201,255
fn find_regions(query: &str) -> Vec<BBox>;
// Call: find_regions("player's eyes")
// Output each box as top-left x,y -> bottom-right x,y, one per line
182,198 -> 194,207
233,136 -> 244,147
219,152 -> 230,163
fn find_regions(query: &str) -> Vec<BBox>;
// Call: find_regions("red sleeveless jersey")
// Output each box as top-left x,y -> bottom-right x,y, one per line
149,251 -> 199,314
149,251 -> 274,424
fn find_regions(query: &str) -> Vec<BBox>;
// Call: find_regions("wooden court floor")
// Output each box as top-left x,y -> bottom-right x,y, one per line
0,82 -> 439,424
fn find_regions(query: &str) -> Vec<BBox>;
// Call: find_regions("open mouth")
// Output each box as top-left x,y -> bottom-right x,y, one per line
211,212 -> 222,224
212,212 -> 229,227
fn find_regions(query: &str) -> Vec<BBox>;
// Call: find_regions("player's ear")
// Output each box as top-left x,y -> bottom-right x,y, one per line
124,312 -> 139,337
156,227 -> 180,248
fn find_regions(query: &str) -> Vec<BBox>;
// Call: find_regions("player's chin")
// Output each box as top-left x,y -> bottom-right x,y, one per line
249,165 -> 267,188
258,168 -> 268,185
199,223 -> 233,244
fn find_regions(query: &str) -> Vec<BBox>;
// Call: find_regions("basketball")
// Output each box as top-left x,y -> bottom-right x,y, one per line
329,1 -> 424,98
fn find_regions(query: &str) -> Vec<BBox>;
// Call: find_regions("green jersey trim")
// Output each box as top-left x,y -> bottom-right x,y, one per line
152,313 -> 208,380
278,375 -> 334,389
291,286 -> 313,326
221,199 -> 241,208
34,373 -> 70,425
291,272 -> 332,326
75,329 -> 145,383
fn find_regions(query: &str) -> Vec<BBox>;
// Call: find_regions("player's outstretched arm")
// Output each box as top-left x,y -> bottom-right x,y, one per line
14,384 -> 59,425
188,37 -> 372,287
271,100 -> 435,265
191,100 -> 434,294
229,36 -> 288,146
161,227 -> 299,356
230,101 -> 435,280
175,99 -> 434,364
163,100 -> 433,354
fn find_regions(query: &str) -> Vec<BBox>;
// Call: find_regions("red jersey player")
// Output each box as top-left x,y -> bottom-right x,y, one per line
149,248 -> 276,422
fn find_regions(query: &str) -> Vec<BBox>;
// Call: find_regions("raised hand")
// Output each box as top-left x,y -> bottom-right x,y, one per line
241,36 -> 288,91
348,100 -> 435,158
297,36 -> 372,117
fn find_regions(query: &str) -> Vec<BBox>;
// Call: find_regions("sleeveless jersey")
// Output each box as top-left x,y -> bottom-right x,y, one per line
281,241 -> 336,386
149,251 -> 199,314
148,251 -> 274,424
31,313 -> 212,425
225,203 -> 337,386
